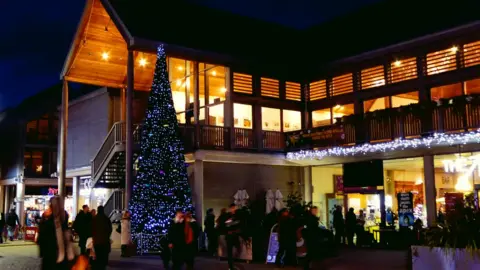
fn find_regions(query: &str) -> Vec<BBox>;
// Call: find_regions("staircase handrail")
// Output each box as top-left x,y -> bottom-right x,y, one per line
91,121 -> 126,179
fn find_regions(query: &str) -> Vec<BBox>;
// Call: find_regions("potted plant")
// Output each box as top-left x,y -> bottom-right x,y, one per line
411,193 -> 480,269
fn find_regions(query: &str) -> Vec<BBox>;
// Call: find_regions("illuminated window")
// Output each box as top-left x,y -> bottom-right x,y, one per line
465,78 -> 480,95
233,73 -> 252,94
464,41 -> 480,68
390,57 -> 417,83
431,83 -> 462,101
361,65 -> 385,89
312,108 -> 332,127
261,77 -> 280,98
169,58 -> 194,113
331,73 -> 353,96
24,150 -> 44,176
364,97 -> 389,113
427,47 -> 457,75
234,103 -> 252,129
332,104 -> 354,120
285,82 -> 301,101
309,80 -> 327,100
283,110 -> 301,132
391,92 -> 419,108
204,64 -> 227,104
261,107 -> 281,131
208,104 -> 224,127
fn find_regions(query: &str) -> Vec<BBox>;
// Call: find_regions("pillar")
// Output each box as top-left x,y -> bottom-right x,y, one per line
121,88 -> 126,122
194,160 -> 204,228
58,79 -> 69,198
16,177 -> 25,226
125,50 -> 134,208
423,155 -> 437,226
0,185 -> 4,215
4,186 -> 10,213
72,176 -> 80,220
303,166 -> 313,203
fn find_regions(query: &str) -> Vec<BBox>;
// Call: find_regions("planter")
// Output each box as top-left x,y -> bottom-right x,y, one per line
412,246 -> 480,269
217,235 -> 253,262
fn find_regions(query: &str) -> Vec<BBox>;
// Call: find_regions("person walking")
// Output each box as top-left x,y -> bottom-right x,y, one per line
204,208 -> 217,256
0,213 -> 5,244
225,203 -> 240,270
168,210 -> 185,270
91,206 -> 112,270
333,205 -> 345,246
345,208 -> 356,247
183,212 -> 199,269
276,209 -> 296,267
6,208 -> 20,241
73,205 -> 92,255
303,206 -> 320,270
120,210 -> 132,257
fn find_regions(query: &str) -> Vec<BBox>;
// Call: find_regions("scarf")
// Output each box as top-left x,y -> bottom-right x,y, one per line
184,222 -> 193,245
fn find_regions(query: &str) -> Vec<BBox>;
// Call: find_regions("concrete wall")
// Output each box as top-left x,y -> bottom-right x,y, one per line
202,162 -> 303,217
66,89 -> 110,170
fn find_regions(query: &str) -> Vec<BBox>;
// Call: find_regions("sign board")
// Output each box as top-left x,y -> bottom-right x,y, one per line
334,175 -> 344,195
285,126 -> 344,150
398,192 -> 414,227
266,232 -> 279,263
445,192 -> 464,212
24,227 -> 37,241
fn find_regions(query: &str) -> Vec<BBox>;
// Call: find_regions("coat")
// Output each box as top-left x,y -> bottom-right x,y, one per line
120,219 -> 131,245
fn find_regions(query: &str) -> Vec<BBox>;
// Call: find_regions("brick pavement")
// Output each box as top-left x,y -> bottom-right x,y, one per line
0,244 -> 408,270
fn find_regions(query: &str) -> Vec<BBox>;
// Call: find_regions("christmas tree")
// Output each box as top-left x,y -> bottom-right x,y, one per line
129,45 -> 194,237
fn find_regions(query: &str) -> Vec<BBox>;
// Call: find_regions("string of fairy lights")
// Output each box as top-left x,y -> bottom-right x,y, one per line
286,129 -> 480,160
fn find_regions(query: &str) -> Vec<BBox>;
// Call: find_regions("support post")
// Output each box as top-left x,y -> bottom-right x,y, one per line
125,50 -> 134,208
121,88 -> 126,122
72,176 -> 80,220
0,185 -> 4,215
4,186 -> 10,213
16,178 -> 25,226
58,79 -> 69,199
194,160 -> 204,228
303,166 -> 313,203
423,155 -> 437,226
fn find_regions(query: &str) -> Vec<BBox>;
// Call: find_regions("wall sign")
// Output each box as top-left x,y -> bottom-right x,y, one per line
334,175 -> 344,195
266,232 -> 279,263
397,192 -> 414,227
442,155 -> 480,174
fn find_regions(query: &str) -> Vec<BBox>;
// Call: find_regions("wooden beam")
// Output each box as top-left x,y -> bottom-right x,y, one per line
65,75 -> 125,89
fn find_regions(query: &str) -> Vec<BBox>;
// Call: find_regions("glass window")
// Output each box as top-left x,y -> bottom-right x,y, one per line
176,113 -> 186,124
283,110 -> 301,132
364,97 -> 389,113
332,104 -> 354,120
208,104 -> 224,127
207,65 -> 227,104
431,83 -> 463,101
465,78 -> 480,95
234,103 -> 252,129
391,91 -> 419,108
332,73 -> 353,96
312,108 -> 332,127
261,107 -> 281,131
24,150 -> 44,176
390,57 -> 417,83
463,41 -> 480,68
169,58 -> 193,114
361,65 -> 385,89
427,47 -> 458,75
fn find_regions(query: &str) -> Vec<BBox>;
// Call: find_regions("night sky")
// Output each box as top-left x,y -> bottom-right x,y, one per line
0,0 -> 381,111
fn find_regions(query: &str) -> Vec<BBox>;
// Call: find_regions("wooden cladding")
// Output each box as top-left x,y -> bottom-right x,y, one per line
427,47 -> 457,75
361,65 -> 385,89
233,73 -> 253,94
285,82 -> 301,101
331,74 -> 353,96
390,57 -> 417,83
261,77 -> 280,98
464,41 -> 480,68
309,80 -> 327,100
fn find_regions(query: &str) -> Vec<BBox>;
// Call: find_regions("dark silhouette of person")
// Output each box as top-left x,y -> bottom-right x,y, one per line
204,208 -> 217,256
345,208 -> 357,247
333,205 -> 345,246
91,206 -> 112,270
73,205 -> 92,255
276,209 -> 296,267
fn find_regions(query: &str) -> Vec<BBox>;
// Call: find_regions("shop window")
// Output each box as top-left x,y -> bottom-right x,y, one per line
312,108 -> 331,127
463,41 -> 480,68
233,73 -> 252,94
309,80 -> 327,100
364,97 -> 389,113
391,91 -> 419,108
208,103 -> 224,127
427,47 -> 458,75
465,78 -> 480,95
361,65 -> 385,90
431,83 -> 463,101
283,110 -> 301,132
331,73 -> 353,96
285,82 -> 301,101
261,107 -> 281,131
390,57 -> 417,83
261,77 -> 280,98
233,103 -> 252,129
332,104 -> 354,121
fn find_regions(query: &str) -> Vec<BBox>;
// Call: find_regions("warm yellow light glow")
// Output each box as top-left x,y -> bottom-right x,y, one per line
220,87 -> 227,93
415,178 -> 423,185
212,70 -> 217,76
177,66 -> 183,71
394,60 -> 401,67
451,46 -> 458,53
101,52 -> 109,60
334,105 -> 341,109
139,58 -> 147,67
176,79 -> 182,86
455,175 -> 472,192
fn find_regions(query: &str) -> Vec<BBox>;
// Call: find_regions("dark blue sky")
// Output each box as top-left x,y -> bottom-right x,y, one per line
0,0 -> 380,111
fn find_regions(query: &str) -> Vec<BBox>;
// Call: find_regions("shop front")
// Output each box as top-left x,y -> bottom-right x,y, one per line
24,186 -> 74,223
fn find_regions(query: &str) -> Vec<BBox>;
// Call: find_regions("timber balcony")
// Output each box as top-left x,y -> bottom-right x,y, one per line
286,95 -> 480,151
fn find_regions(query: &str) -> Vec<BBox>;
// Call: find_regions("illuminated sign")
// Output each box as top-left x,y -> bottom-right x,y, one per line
442,155 -> 478,192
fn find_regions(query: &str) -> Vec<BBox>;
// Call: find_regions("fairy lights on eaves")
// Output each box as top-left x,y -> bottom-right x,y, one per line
286,130 -> 480,160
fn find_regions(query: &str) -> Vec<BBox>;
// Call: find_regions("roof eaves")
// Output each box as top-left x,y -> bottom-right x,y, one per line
101,0 -> 134,47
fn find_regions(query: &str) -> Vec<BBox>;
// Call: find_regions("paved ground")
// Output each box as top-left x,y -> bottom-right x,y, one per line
0,243 -> 408,269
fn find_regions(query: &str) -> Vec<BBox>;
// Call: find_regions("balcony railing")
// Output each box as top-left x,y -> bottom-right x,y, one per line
286,95 -> 480,151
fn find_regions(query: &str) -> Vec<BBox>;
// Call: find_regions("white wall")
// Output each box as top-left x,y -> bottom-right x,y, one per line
311,166 -> 342,224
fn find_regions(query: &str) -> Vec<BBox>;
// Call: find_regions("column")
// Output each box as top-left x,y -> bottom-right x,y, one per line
125,50 -> 134,208
423,155 -> 437,226
72,176 -> 80,220
121,88 -> 126,122
303,166 -> 313,203
224,69 -> 234,149
58,79 -> 69,198
254,105 -> 262,149
0,185 -> 4,215
16,177 -> 25,226
4,186 -> 10,213
194,160 -> 204,228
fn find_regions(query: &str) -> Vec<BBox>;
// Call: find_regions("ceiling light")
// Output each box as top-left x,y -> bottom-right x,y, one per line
451,46 -> 458,53
212,70 -> 217,76
139,58 -> 147,67
176,79 -> 182,86
101,52 -> 109,61
177,66 -> 183,71
394,60 -> 401,67
220,87 -> 226,92
334,105 -> 341,109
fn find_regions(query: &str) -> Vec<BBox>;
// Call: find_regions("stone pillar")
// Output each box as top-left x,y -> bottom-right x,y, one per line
58,79 -> 69,199
303,166 -> 313,203
423,155 -> 437,226
16,178 -> 25,226
194,160 -> 204,228
72,176 -> 80,220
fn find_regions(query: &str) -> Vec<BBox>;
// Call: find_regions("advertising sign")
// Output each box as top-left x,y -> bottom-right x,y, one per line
334,175 -> 344,195
285,126 -> 344,150
398,192 -> 414,227
445,192 -> 464,212
24,227 -> 37,241
266,232 -> 279,263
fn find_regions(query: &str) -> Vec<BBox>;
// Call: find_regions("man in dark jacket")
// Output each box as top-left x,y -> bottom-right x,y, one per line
204,208 -> 217,256
6,209 -> 20,241
225,204 -> 240,270
333,205 -> 345,246
92,206 -> 112,270
303,206 -> 320,270
73,205 -> 92,254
